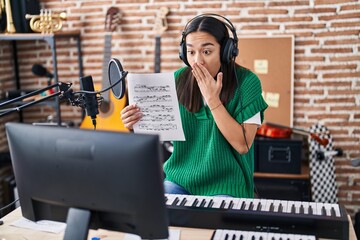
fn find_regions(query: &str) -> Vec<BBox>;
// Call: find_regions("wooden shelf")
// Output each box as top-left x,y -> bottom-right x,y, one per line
254,161 -> 309,180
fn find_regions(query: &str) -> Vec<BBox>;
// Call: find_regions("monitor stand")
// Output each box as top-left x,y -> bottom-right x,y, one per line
63,208 -> 91,240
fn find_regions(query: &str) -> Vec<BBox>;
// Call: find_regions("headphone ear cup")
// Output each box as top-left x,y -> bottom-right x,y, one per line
221,38 -> 235,64
179,41 -> 190,67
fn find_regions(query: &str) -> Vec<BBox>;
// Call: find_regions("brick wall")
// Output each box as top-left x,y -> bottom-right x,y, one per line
0,0 -> 359,220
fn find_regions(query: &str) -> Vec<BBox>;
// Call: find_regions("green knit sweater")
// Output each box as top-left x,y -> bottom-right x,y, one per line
163,66 -> 268,198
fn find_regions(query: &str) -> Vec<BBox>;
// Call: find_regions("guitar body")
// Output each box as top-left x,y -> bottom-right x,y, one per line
80,7 -> 128,132
80,84 -> 128,131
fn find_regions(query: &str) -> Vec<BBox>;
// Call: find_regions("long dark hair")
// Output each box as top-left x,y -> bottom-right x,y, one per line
177,16 -> 239,113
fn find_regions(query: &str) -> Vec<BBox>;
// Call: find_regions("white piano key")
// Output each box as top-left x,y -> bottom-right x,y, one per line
165,194 -> 179,205
233,198 -> 246,210
242,198 -> 253,211
308,202 -> 318,215
286,201 -> 295,214
294,234 -> 316,240
229,198 -> 240,210
272,199 -> 286,213
198,196 -> 213,208
183,195 -> 196,207
211,197 -> 227,209
212,229 -> 224,240
262,199 -> 273,212
331,203 -> 341,217
300,201 -> 309,214
251,198 -> 261,211
249,230 -> 267,240
316,202 -> 326,216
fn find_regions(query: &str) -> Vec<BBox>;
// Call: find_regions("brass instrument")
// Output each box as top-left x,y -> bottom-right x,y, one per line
0,0 -> 4,19
4,0 -> 16,33
26,9 -> 66,34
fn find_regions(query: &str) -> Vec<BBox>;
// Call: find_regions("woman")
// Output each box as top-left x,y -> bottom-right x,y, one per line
121,14 -> 268,198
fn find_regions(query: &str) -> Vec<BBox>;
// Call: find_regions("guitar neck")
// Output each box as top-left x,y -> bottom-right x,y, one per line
102,33 -> 112,100
154,36 -> 161,73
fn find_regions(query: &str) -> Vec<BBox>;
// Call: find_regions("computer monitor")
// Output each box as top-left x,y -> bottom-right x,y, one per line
5,122 -> 169,240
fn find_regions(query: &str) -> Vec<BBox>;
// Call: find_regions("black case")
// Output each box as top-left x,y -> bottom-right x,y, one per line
254,136 -> 302,174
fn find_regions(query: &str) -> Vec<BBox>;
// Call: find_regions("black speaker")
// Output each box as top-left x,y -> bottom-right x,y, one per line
255,177 -> 311,201
11,0 -> 41,33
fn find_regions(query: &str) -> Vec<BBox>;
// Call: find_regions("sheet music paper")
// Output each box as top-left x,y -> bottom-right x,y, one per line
127,72 -> 185,141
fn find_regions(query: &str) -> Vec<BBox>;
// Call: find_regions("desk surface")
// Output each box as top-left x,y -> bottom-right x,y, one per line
0,207 -> 357,240
0,208 -> 214,240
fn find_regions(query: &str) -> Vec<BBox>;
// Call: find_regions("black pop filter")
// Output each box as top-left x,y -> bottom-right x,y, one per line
108,58 -> 126,99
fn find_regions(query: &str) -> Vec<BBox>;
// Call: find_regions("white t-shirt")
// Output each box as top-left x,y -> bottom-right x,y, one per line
244,112 -> 261,126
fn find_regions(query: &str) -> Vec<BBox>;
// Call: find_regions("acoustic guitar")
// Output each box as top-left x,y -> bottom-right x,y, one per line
80,7 -> 128,131
154,7 -> 169,73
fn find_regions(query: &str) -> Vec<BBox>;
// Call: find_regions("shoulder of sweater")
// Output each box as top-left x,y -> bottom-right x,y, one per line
174,66 -> 188,78
235,66 -> 262,90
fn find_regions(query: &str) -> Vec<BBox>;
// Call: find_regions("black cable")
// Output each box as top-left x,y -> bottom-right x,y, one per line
233,59 -> 259,198
0,198 -> 20,219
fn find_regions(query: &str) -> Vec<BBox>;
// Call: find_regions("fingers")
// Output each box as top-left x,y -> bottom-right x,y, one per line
216,72 -> 223,88
192,63 -> 210,82
120,103 -> 142,129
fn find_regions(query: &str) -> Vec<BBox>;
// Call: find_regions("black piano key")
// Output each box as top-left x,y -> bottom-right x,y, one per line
291,204 -> 296,214
172,197 -> 180,206
272,237 -> 275,240
269,203 -> 274,212
300,205 -> 305,214
192,198 -> 199,207
228,200 -> 234,209
257,202 -> 262,211
232,234 -> 236,240
249,202 -> 254,210
278,203 -> 283,213
260,236 -> 263,240
199,199 -> 206,208
224,233 -> 229,240
331,207 -> 336,217
240,235 -> 244,240
309,205 -> 313,215
251,236 -> 255,240
321,206 -> 327,216
180,197 -> 187,206
208,199 -> 214,208
220,200 -> 226,209
240,201 -> 246,210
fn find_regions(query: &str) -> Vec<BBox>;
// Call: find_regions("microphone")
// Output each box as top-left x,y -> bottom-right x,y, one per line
32,64 -> 54,79
108,58 -> 126,99
80,76 -> 99,129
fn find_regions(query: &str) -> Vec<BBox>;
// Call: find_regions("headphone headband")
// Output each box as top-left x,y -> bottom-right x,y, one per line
182,14 -> 238,42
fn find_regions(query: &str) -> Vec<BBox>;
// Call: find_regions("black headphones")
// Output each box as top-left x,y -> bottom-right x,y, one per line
179,14 -> 239,67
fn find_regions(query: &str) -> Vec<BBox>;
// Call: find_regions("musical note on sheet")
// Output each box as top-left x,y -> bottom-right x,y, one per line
127,72 -> 185,141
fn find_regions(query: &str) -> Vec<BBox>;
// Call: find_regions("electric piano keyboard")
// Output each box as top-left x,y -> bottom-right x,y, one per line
165,194 -> 349,239
212,229 -> 316,240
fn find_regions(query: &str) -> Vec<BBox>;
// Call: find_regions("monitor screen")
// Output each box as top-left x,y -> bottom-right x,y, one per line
5,122 -> 168,239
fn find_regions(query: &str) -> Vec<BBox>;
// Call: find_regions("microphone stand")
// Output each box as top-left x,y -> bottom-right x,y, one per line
0,82 -> 72,121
